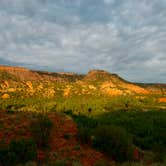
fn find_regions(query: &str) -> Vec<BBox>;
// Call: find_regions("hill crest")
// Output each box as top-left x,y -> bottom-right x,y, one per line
0,65 -> 165,96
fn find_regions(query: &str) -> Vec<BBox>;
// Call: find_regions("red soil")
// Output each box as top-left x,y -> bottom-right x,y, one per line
0,111 -> 111,166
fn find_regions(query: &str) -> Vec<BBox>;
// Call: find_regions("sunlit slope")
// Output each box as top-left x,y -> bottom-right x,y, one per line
0,65 -> 165,99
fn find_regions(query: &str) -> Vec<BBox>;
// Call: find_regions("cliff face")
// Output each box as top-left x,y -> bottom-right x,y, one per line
0,65 -> 29,72
0,65 -> 65,81
0,65 -> 41,81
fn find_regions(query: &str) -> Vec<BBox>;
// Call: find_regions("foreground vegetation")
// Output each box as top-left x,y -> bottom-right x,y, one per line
0,93 -> 166,165
69,110 -> 166,162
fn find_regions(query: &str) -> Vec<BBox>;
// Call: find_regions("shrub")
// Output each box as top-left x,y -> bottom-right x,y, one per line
93,125 -> 133,162
30,114 -> 53,148
77,126 -> 92,144
120,162 -> 142,166
152,144 -> 166,162
0,140 -> 10,166
72,161 -> 82,166
9,139 -> 37,164
52,159 -> 67,166
15,161 -> 37,166
94,160 -> 110,166
63,133 -> 72,140
24,161 -> 37,166
0,139 -> 37,166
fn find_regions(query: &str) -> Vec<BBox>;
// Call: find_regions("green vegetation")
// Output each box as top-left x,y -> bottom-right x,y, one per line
0,66 -> 166,166
94,160 -> 110,166
93,125 -> 133,161
51,159 -> 67,166
97,111 -> 166,151
30,114 -> 53,148
65,109 -> 166,163
0,75 -> 166,165
0,139 -> 37,166
0,71 -> 18,81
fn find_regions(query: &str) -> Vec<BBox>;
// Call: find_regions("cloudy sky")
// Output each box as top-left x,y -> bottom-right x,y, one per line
0,0 -> 166,83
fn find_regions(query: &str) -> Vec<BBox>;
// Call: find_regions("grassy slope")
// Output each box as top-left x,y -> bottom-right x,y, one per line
0,66 -> 166,165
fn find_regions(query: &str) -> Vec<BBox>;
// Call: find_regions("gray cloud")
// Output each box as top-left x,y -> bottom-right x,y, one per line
0,0 -> 166,83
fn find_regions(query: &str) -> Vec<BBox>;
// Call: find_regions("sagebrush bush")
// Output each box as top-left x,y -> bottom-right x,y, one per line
152,144 -> 166,163
51,159 -> 67,166
72,161 -> 82,166
15,161 -> 37,166
93,125 -> 133,162
23,161 -> 37,166
30,114 -> 53,148
0,139 -> 37,166
9,139 -> 37,164
77,126 -> 92,144
94,160 -> 110,166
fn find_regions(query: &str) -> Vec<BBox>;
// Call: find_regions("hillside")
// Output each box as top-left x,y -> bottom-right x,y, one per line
137,83 -> 166,94
1,65 -> 165,99
0,65 -> 166,166
0,111 -> 111,166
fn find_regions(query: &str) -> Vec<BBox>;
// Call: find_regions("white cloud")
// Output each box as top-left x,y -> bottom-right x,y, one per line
0,0 -> 166,82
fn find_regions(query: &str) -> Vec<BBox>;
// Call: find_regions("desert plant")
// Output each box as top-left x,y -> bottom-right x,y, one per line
24,161 -> 37,166
72,161 -> 82,166
77,126 -> 92,144
93,125 -> 133,162
30,114 -> 53,148
94,160 -> 110,166
51,159 -> 67,166
0,139 -> 37,166
63,133 -> 72,140
9,139 -> 37,164
15,161 -> 37,166
152,144 -> 166,163
0,140 -> 10,166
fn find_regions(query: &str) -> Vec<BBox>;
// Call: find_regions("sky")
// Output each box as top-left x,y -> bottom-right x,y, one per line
0,0 -> 166,83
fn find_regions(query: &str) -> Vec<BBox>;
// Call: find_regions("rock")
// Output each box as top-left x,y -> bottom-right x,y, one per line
159,98 -> 166,103
3,81 -> 9,88
1,93 -> 10,99
25,81 -> 33,89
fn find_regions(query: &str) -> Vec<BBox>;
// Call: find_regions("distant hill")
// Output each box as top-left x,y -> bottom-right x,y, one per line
0,65 -> 165,98
136,83 -> 166,95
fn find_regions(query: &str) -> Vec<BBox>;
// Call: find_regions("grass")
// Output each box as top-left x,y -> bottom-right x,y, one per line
30,114 -> 53,149
0,89 -> 166,165
67,110 -> 166,163
0,138 -> 37,166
